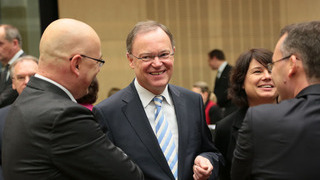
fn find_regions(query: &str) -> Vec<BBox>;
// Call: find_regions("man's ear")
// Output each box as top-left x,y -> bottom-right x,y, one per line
12,79 -> 16,90
70,55 -> 81,77
288,55 -> 299,78
127,52 -> 135,69
12,39 -> 19,48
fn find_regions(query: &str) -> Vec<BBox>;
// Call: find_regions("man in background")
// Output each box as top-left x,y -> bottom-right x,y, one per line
232,21 -> 320,180
192,81 -> 222,125
208,49 -> 237,117
2,18 -> 143,180
0,24 -> 25,107
94,20 -> 222,180
0,55 -> 38,180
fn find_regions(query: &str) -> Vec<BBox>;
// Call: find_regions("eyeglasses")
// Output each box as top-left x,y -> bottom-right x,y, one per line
13,74 -> 36,81
130,52 -> 174,62
69,54 -> 105,67
267,54 -> 292,72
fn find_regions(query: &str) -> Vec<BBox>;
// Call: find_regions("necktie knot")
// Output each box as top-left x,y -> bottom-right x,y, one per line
154,95 -> 163,107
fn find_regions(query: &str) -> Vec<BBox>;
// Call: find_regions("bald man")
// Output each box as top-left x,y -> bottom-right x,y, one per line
2,19 -> 143,180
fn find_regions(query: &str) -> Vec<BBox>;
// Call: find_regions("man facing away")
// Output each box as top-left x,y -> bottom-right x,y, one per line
231,21 -> 320,180
93,20 -> 223,180
0,24 -> 25,107
2,18 -> 143,180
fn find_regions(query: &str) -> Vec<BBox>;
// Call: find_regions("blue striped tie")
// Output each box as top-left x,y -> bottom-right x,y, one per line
154,95 -> 178,179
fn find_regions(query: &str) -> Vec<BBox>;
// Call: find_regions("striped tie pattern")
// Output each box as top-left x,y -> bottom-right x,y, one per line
154,95 -> 178,179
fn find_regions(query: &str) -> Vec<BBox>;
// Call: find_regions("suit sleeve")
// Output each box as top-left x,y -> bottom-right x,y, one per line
51,105 -> 144,180
197,96 -> 224,179
231,108 -> 253,180
0,85 -> 18,108
92,105 -> 114,141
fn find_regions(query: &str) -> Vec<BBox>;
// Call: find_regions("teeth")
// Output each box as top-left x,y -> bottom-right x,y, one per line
151,72 -> 163,75
260,85 -> 272,88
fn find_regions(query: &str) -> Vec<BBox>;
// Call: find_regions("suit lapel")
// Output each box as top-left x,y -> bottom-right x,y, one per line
122,83 -> 174,179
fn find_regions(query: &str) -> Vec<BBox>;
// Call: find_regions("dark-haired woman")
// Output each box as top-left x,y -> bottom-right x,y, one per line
214,48 -> 278,180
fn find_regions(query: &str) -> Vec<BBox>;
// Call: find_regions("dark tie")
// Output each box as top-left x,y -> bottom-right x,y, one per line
153,95 -> 178,179
0,64 -> 10,91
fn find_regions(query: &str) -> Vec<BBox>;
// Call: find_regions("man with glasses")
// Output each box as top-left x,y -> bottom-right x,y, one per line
231,21 -> 320,179
93,20 -> 223,180
2,18 -> 143,180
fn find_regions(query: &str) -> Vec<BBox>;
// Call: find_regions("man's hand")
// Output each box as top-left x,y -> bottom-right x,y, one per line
193,155 -> 213,180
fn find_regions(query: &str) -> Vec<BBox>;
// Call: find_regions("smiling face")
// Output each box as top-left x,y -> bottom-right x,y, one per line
243,58 -> 278,106
128,28 -> 174,95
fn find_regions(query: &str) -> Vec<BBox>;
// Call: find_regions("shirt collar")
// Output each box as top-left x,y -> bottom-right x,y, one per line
8,50 -> 24,65
134,78 -> 172,108
218,61 -> 227,73
34,74 -> 77,102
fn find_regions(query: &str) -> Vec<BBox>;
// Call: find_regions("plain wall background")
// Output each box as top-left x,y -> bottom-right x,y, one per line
58,0 -> 320,104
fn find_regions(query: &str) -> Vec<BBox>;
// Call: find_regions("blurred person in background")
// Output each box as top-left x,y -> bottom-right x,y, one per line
0,24 -> 26,107
192,81 -> 222,125
107,87 -> 121,97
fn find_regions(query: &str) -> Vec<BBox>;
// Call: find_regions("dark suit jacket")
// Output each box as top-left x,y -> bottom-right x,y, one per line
214,107 -> 247,180
2,77 -> 143,180
214,64 -> 237,117
0,73 -> 18,108
0,53 -> 25,108
0,105 -> 10,180
93,81 -> 223,180
231,84 -> 320,180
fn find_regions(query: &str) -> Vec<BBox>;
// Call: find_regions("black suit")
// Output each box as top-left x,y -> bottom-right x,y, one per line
0,52 -> 25,108
214,107 -> 247,180
214,64 -> 237,117
0,105 -> 10,180
2,77 -> 143,180
231,84 -> 320,180
93,81 -> 223,180
0,68 -> 18,108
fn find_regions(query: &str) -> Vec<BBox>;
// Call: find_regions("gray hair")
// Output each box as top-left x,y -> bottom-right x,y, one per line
10,55 -> 38,78
126,20 -> 175,54
0,24 -> 22,47
280,21 -> 320,81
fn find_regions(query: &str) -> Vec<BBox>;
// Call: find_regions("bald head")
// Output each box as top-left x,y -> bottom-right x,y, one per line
39,18 -> 101,63
38,18 -> 102,99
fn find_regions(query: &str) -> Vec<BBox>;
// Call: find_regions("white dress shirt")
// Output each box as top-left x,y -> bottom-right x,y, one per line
134,79 -> 179,150
217,61 -> 227,79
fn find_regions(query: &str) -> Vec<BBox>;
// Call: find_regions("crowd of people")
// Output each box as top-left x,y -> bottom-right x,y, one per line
0,18 -> 320,180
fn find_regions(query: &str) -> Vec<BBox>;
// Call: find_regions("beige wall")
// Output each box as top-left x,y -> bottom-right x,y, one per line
58,0 -> 320,104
